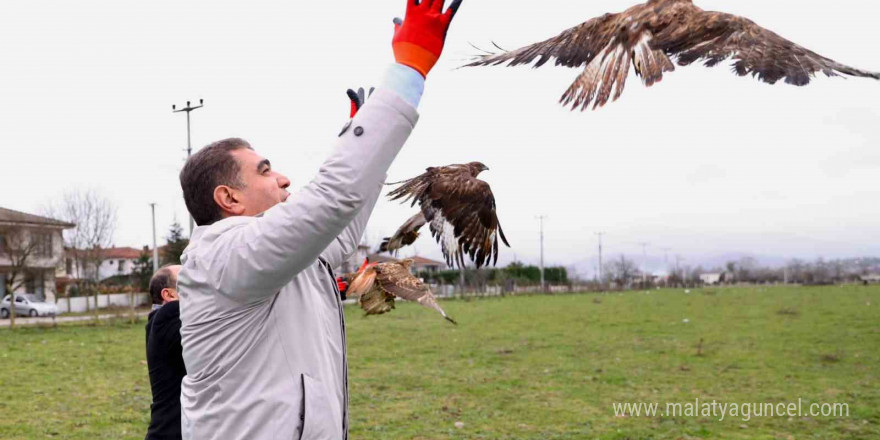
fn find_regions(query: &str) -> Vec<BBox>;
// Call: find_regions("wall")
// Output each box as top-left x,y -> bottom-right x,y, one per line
55,292 -> 150,314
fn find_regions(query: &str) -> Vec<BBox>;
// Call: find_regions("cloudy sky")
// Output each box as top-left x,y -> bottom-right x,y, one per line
2,0 -> 879,276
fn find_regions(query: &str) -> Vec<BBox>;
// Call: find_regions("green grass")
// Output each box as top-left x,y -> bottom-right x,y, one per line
1,285 -> 878,439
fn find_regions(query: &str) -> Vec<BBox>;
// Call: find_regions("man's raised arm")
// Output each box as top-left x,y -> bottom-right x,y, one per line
195,1 -> 464,301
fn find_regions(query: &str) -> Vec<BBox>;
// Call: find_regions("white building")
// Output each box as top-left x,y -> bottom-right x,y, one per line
97,247 -> 148,280
699,273 -> 724,285
0,207 -> 74,302
59,246 -> 150,283
861,274 -> 880,284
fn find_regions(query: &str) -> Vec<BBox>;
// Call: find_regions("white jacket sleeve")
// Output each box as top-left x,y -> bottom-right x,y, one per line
203,89 -> 418,302
319,179 -> 383,271
318,64 -> 426,271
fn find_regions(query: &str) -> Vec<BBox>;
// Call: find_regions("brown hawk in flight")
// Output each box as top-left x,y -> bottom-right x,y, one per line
383,161 -> 509,269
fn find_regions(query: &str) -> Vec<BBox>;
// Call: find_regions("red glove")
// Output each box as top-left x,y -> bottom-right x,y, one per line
336,277 -> 349,298
392,0 -> 463,77
346,87 -> 374,118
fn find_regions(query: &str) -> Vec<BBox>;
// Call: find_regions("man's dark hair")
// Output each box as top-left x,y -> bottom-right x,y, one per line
179,138 -> 253,226
149,265 -> 178,305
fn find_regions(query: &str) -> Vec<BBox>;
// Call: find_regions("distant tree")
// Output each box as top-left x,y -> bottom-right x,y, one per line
132,251 -> 153,292
126,250 -> 152,323
736,257 -> 758,283
688,266 -> 706,285
544,267 -> 568,284
856,258 -> 872,276
162,222 -> 189,265
786,259 -> 805,284
608,255 -> 638,287
831,259 -> 845,282
805,258 -> 831,285
45,189 -> 117,320
725,261 -> 737,277
0,225 -> 42,329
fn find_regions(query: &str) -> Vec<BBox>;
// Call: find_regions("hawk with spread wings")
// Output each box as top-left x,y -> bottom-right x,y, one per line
383,161 -> 509,269
346,259 -> 456,324
464,0 -> 880,110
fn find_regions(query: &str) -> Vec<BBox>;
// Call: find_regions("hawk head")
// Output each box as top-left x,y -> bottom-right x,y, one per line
466,161 -> 489,177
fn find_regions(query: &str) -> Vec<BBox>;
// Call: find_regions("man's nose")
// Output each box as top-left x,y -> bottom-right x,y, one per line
277,174 -> 291,189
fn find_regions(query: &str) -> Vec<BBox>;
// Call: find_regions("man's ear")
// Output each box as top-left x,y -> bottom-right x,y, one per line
161,288 -> 179,303
213,185 -> 246,218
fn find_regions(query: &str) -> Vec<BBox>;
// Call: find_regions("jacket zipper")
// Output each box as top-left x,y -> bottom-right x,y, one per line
319,258 -> 349,439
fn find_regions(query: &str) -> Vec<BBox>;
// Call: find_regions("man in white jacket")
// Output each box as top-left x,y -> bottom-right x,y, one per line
176,1 -> 463,439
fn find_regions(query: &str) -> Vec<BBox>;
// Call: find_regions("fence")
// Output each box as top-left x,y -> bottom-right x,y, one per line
431,283 -> 576,298
55,293 -> 150,314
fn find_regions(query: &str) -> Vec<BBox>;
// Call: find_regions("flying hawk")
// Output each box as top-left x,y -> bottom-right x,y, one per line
346,259 -> 457,324
384,161 -> 509,268
464,0 -> 880,110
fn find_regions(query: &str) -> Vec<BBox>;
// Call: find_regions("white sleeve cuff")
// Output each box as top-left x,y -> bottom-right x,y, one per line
381,63 -> 425,109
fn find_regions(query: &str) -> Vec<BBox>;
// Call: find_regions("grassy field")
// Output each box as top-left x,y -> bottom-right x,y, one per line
1,285 -> 877,439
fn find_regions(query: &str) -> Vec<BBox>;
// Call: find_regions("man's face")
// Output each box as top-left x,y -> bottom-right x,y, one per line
230,148 -> 291,217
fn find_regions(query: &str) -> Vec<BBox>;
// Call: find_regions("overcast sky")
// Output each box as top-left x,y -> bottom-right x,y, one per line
2,0 -> 879,276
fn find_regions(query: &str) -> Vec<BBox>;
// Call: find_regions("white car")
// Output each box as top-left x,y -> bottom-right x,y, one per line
0,294 -> 58,318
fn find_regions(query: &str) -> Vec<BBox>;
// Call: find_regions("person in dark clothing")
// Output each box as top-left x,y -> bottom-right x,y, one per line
145,264 -> 185,440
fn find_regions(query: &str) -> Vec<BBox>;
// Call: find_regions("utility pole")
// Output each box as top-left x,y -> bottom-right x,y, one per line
661,247 -> 672,266
173,98 -> 204,236
595,232 -> 605,283
150,203 -> 159,273
675,255 -> 686,287
638,242 -> 650,284
536,215 -> 547,292
660,247 -> 672,285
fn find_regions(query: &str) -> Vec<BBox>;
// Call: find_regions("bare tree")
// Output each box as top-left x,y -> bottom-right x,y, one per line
608,255 -> 638,288
0,226 -> 41,329
725,261 -> 737,282
856,258 -> 872,276
786,259 -> 806,284
831,259 -> 845,282
46,189 -> 117,320
736,256 -> 758,283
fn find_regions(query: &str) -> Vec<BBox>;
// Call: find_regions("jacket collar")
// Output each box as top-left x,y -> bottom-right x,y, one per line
181,215 -> 255,264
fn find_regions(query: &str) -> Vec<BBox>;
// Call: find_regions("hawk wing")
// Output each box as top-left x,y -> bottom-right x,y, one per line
379,212 -> 427,254
654,10 -> 880,86
375,262 -> 456,324
464,1 -> 878,110
463,3 -> 676,110
464,10 -> 624,69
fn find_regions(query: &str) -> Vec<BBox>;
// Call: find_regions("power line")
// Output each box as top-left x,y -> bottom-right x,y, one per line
172,98 -> 204,237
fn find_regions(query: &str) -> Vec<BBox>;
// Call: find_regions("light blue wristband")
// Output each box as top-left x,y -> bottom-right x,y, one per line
381,63 -> 425,109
